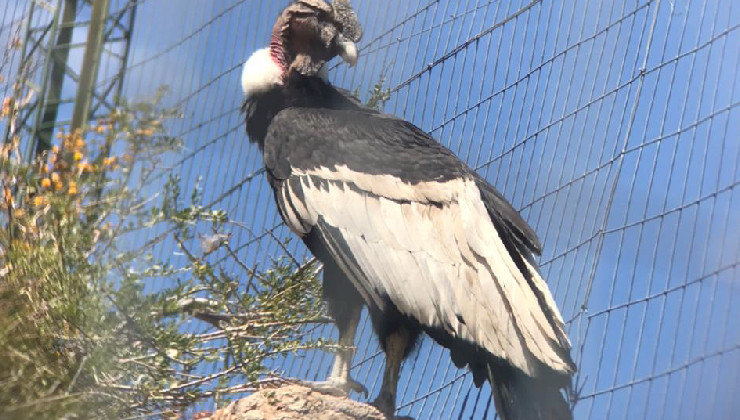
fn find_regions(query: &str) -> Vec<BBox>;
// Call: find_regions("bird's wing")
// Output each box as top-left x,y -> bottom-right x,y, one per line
264,107 -> 573,376
474,175 -> 542,255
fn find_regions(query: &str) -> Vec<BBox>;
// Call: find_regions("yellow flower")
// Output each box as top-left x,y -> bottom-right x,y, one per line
103,156 -> 117,166
75,137 -> 85,149
77,161 -> 90,172
53,181 -> 63,191
73,151 -> 83,162
32,196 -> 45,207
68,181 -> 77,195
14,208 -> 25,218
41,178 -> 51,188
3,187 -> 12,204
1,97 -> 12,117
50,172 -> 60,183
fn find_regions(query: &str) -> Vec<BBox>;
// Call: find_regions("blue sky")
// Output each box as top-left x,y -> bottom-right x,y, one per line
110,1 -> 740,419
3,1 -> 738,419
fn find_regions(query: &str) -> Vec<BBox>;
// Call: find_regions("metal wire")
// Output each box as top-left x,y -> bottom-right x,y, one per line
7,0 -> 738,418
132,0 -> 740,418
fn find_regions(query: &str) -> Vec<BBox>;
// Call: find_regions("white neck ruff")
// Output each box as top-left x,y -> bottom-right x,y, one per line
241,48 -> 283,98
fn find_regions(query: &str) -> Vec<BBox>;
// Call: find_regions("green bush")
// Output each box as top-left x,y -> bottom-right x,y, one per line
0,88 -> 327,419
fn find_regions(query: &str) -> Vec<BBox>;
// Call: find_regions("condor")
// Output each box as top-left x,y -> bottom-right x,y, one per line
240,1 -> 575,419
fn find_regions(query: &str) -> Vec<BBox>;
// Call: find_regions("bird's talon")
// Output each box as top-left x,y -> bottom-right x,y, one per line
297,376 -> 368,398
299,380 -> 346,396
347,377 -> 368,397
369,401 -> 414,420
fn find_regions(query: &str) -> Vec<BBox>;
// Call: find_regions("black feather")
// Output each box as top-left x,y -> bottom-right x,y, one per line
244,73 -> 575,420
489,359 -> 572,420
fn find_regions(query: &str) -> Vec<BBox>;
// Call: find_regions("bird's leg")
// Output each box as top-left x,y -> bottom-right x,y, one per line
372,328 -> 413,418
300,304 -> 367,396
325,302 -> 367,395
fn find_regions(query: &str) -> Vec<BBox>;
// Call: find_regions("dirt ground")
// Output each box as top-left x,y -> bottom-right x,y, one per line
205,384 -> 387,420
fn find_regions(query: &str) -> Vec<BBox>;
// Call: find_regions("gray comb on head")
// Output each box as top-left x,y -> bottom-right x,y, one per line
330,0 -> 362,42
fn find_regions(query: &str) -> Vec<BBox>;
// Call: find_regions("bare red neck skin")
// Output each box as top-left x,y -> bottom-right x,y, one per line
269,32 -> 287,76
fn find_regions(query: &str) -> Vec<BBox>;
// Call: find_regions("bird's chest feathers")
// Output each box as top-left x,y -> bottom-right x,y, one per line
262,133 -> 293,182
262,128 -> 349,182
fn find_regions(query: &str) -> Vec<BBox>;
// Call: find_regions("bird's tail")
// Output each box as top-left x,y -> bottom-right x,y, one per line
488,360 -> 572,420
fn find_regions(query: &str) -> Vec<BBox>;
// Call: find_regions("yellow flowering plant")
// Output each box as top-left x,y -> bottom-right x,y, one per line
1,84 -> 327,420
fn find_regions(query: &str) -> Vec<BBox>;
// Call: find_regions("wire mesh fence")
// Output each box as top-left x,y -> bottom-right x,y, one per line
3,0 -> 739,419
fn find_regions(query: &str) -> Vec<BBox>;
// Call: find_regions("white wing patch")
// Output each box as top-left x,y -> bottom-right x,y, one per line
279,166 -> 572,376
295,165 -> 461,203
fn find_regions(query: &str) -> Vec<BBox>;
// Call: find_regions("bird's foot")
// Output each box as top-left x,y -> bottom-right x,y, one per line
298,375 -> 368,398
371,394 -> 414,420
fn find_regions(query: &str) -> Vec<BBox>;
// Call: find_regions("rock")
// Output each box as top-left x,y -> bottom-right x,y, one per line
206,385 -> 386,420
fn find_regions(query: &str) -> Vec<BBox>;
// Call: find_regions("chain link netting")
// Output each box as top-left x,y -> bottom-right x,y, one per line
3,1 -> 738,419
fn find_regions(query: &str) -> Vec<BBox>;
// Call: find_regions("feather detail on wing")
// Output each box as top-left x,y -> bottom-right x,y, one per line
275,165 -> 574,376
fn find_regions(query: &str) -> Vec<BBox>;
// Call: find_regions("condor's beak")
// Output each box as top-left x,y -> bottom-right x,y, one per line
337,38 -> 358,67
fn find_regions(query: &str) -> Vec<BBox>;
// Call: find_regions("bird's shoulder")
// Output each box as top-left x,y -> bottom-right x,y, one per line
264,106 -> 468,184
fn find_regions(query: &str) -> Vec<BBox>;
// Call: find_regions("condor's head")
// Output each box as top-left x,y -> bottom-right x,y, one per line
240,0 -> 362,99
